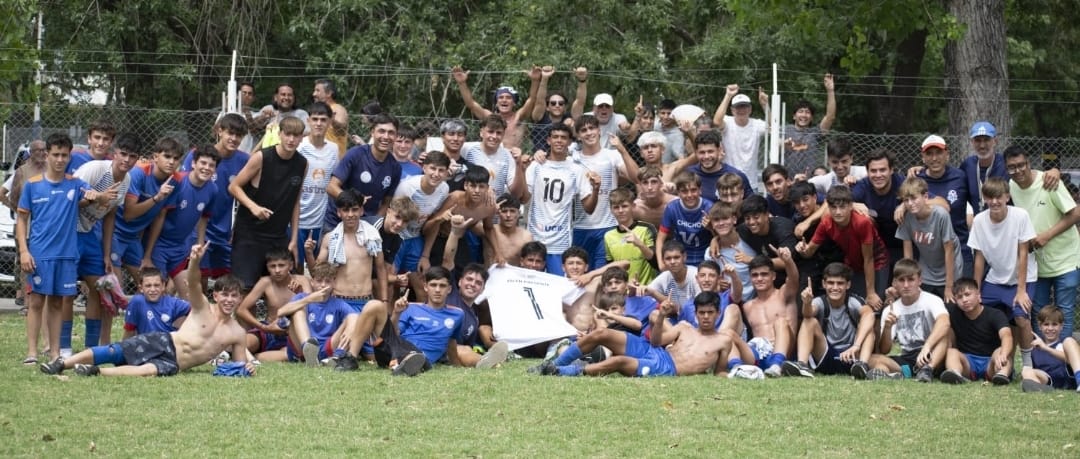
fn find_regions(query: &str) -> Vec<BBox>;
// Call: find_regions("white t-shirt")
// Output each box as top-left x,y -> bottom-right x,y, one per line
297,138 -> 339,229
74,160 -> 131,233
967,206 -> 1038,285
572,148 -> 624,230
526,159 -> 593,254
648,266 -> 701,307
721,115 -> 767,191
883,291 -> 947,354
480,265 -> 583,350
462,142 -> 517,197
392,174 -> 449,240
585,112 -> 629,149
808,166 -> 868,195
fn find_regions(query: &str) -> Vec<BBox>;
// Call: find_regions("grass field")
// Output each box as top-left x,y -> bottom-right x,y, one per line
2,315 -> 1079,458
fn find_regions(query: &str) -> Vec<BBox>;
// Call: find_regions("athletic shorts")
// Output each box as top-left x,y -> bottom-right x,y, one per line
151,241 -> 191,278
982,282 -> 1034,322
248,323 -> 288,353
964,353 -> 992,381
572,227 -> 611,270
545,254 -> 565,277
393,237 -> 424,273
110,234 -> 145,268
285,336 -> 335,363
635,346 -> 677,377
26,259 -> 78,296
198,239 -> 232,278
889,348 -> 922,376
342,297 -> 373,354
232,238 -> 285,290
622,331 -> 653,359
76,230 -> 106,277
810,343 -> 853,375
120,331 -> 180,376
295,228 -> 321,270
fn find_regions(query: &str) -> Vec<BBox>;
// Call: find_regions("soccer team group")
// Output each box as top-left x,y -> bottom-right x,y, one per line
11,66 -> 1080,390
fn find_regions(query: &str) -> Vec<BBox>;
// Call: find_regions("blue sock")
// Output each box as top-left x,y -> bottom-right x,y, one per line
1074,372 -> 1080,388
84,319 -> 102,348
727,358 -> 744,371
91,343 -> 125,366
553,344 -> 583,366
60,321 -> 73,349
557,364 -> 583,376
766,352 -> 786,368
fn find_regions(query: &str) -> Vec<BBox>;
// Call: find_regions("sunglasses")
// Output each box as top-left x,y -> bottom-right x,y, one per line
548,100 -> 566,106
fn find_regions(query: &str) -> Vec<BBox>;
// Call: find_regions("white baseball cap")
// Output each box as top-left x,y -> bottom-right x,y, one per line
593,93 -> 614,106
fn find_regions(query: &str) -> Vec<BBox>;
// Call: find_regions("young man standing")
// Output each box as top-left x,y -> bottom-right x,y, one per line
896,177 -> 963,303
326,114 -> 401,227
782,74 -> 836,180
296,102 -> 339,273
311,78 -> 349,157
530,66 -> 587,154
572,115 -> 636,269
713,84 -> 769,192
452,65 -> 540,149
463,115 -> 525,200
113,138 -> 182,280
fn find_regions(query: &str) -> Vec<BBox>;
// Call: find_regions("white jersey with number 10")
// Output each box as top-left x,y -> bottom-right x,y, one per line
525,159 -> 592,254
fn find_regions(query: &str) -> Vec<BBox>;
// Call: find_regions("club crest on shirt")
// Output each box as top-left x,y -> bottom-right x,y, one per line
443,318 -> 455,329
360,171 -> 372,183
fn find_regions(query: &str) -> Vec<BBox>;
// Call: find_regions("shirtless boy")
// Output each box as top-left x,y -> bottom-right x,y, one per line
740,247 -> 800,377
313,189 -> 387,312
236,248 -> 312,357
633,165 -> 676,228
489,194 -> 532,266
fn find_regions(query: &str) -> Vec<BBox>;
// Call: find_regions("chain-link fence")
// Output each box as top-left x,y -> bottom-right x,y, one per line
2,103 -> 1080,298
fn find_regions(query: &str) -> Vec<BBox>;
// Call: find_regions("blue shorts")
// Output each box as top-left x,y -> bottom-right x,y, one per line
77,230 -> 106,277
622,331 -> 653,359
248,324 -> 288,353
572,227 -> 612,270
110,234 -> 144,268
545,254 -> 565,276
342,297 -> 373,355
151,241 -> 191,278
964,353 -> 992,380
26,259 -> 78,296
810,344 -> 853,375
198,239 -> 232,278
285,336 -> 334,362
981,282 -> 1034,321
635,346 -> 677,377
393,237 -> 424,273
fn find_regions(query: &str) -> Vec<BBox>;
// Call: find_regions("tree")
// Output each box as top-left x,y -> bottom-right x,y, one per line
945,0 -> 1009,152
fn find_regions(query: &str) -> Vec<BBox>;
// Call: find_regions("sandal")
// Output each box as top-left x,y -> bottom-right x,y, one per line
22,356 -> 38,365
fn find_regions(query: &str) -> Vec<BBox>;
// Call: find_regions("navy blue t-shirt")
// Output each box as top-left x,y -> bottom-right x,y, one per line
917,166 -> 970,244
851,174 -> 906,250
326,144 -> 401,227
689,164 -> 754,202
960,154 -> 1006,212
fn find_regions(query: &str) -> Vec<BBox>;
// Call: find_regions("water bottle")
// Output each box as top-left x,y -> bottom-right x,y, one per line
277,317 -> 291,329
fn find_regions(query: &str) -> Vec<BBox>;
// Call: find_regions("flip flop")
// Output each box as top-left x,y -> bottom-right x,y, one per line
22,356 -> 38,365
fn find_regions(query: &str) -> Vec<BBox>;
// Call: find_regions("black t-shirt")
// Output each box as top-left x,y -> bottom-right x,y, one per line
948,304 -> 1009,356
737,216 -> 799,287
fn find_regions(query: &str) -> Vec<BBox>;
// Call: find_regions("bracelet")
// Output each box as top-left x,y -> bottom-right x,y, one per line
152,195 -> 160,203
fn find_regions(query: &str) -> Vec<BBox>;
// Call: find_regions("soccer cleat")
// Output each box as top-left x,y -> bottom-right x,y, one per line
940,369 -> 969,385
915,366 -> 933,383
990,372 -> 1011,386
39,357 -> 65,375
1021,379 -> 1054,393
73,364 -> 100,376
866,368 -> 903,380
476,342 -> 509,370
391,352 -> 426,377
764,363 -> 783,378
333,354 -> 360,372
538,361 -> 558,376
850,361 -> 870,380
301,339 -> 320,367
781,360 -> 814,378
543,338 -> 571,363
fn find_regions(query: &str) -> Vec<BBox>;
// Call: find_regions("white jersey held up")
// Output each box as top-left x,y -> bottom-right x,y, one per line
479,265 -> 583,350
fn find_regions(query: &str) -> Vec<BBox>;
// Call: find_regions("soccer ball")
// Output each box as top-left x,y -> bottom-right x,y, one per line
729,364 -> 765,380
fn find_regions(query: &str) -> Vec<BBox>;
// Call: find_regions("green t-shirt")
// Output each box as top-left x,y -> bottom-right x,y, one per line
604,222 -> 659,285
1010,171 -> 1080,277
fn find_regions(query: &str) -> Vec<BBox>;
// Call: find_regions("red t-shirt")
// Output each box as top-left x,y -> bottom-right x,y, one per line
811,211 -> 889,271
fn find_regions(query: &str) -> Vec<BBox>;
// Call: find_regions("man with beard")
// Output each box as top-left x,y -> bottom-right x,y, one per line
684,131 -> 753,202
530,66 -> 587,155
67,119 -> 116,173
326,114 -> 402,228
452,65 -> 540,149
252,83 -> 309,149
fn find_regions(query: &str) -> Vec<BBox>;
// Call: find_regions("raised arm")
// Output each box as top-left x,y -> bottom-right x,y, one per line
187,242 -> 210,312
514,66 -> 542,121
712,84 -> 738,130
819,74 -> 836,132
531,66 -> 555,122
452,66 -> 491,120
570,67 -> 588,121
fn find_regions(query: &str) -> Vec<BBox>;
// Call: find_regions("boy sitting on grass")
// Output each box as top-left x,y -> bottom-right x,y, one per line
939,278 -> 1013,385
592,291 -> 643,335
784,262 -> 877,379
41,242 -> 253,377
122,267 -> 190,338
236,248 -> 312,359
1021,305 -> 1080,392
256,262 -> 359,366
864,258 -> 950,382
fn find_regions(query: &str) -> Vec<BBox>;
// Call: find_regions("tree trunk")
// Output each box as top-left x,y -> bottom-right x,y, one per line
945,0 -> 1009,153
870,29 -> 928,133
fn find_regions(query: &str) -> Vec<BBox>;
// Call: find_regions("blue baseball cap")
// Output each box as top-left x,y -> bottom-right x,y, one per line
969,121 -> 996,139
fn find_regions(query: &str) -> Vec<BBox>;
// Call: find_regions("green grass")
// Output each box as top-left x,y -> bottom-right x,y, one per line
2,315 -> 1079,458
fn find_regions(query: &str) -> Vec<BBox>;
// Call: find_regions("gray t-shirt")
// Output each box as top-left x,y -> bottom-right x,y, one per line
656,122 -> 687,164
895,206 -> 963,286
812,294 -> 863,347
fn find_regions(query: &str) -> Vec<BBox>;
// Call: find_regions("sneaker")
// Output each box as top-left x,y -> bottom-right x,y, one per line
333,354 -> 360,372
940,369 -> 969,385
476,342 -> 509,369
73,364 -> 100,376
1021,379 -> 1055,393
543,338 -> 571,363
850,361 -> 870,380
301,338 -> 320,367
764,364 -> 783,378
585,346 -> 607,363
39,357 -> 65,375
391,352 -> 426,377
866,368 -> 903,380
991,372 -> 1011,386
781,360 -> 814,378
14,296 -> 24,306
537,361 -> 558,376
915,366 -> 933,383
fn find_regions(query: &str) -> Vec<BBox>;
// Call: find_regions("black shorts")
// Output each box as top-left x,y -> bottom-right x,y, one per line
120,332 -> 180,376
889,348 -> 922,371
231,238 -> 288,290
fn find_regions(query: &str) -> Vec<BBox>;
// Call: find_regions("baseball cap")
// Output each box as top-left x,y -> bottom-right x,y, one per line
920,134 -> 947,152
969,121 -> 996,139
593,93 -> 614,107
732,94 -> 752,106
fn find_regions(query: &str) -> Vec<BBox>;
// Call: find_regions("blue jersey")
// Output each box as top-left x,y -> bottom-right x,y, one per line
326,144 -> 401,227
917,166 -> 970,243
678,291 -> 732,328
183,149 -> 249,244
65,150 -> 96,174
18,174 -> 87,261
398,303 -> 464,364
294,293 -> 355,343
689,164 -> 753,202
960,154 -> 1006,213
399,160 -> 423,180
660,198 -> 714,265
123,294 -> 191,334
116,164 -> 181,239
852,174 -> 906,250
158,173 -> 216,246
